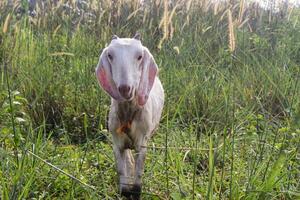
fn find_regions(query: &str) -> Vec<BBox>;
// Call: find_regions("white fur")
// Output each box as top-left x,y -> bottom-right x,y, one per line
96,37 -> 164,198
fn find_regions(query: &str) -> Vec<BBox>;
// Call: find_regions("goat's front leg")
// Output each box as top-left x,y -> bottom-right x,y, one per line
113,145 -> 134,197
131,144 -> 147,199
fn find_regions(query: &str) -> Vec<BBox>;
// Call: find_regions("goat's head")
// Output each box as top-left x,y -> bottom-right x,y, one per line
96,34 -> 158,106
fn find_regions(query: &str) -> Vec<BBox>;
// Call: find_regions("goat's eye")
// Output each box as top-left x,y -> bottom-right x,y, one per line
108,53 -> 113,60
137,55 -> 142,61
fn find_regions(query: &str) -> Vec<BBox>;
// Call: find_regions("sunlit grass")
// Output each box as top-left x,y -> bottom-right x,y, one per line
0,0 -> 300,199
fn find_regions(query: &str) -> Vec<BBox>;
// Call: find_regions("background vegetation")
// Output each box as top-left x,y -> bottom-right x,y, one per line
0,0 -> 299,199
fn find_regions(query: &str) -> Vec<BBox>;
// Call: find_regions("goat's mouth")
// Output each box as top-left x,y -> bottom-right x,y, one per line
123,94 -> 133,100
120,89 -> 135,101
118,84 -> 134,100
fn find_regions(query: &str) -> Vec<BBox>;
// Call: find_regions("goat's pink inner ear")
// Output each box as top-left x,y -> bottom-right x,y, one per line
137,95 -> 146,107
96,65 -> 121,100
97,67 -> 111,92
137,57 -> 157,106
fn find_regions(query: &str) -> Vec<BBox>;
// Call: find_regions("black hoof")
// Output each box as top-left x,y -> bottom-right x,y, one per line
131,184 -> 142,200
121,187 -> 132,198
120,184 -> 142,200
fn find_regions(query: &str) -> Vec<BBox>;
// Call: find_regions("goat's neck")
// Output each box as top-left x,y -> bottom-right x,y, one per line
116,100 -> 141,124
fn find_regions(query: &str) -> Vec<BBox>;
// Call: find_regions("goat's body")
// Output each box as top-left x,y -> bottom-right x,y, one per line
108,77 -> 164,198
96,36 -> 164,199
109,77 -> 164,149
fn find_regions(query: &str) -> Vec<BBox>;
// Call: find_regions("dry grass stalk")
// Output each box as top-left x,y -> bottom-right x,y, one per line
3,13 -> 11,34
238,18 -> 249,29
287,5 -> 295,21
227,9 -> 236,53
158,0 -> 181,47
213,1 -> 219,15
127,8 -> 141,20
186,0 -> 192,12
163,0 -> 168,36
158,0 -> 169,49
53,24 -> 62,37
168,4 -> 179,39
238,0 -> 245,24
219,3 -> 232,23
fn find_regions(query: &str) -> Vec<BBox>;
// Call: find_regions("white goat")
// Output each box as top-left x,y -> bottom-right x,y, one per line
95,34 -> 164,199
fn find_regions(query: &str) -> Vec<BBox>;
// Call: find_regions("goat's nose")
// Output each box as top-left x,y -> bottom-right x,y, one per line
118,84 -> 132,99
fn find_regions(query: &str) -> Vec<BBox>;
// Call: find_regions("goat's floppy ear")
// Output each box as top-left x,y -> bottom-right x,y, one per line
96,48 -> 122,100
137,48 -> 158,106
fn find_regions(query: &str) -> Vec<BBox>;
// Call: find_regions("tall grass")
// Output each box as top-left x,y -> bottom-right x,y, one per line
0,0 -> 300,199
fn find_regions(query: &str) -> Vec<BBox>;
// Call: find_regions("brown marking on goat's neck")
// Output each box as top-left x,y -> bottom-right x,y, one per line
116,122 -> 131,135
116,100 -> 141,135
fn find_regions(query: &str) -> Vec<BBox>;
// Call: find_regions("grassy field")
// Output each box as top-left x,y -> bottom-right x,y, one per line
0,0 -> 300,199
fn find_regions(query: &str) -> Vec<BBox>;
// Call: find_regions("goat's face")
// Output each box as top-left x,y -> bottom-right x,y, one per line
96,36 -> 158,106
106,38 -> 143,100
